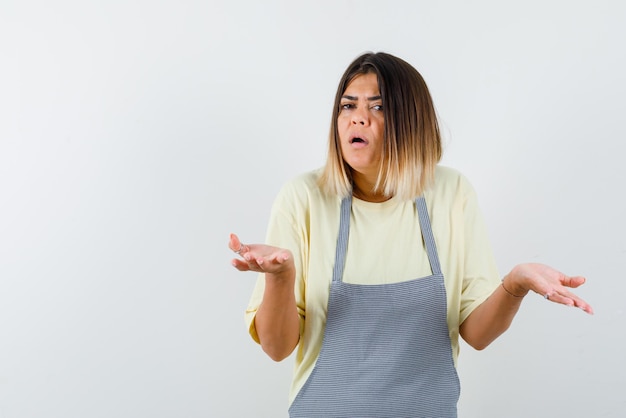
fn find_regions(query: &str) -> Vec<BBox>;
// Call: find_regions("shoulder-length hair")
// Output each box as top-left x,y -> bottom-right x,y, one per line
318,52 -> 442,200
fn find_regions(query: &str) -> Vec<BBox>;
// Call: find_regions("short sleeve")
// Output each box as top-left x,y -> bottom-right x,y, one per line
244,179 -> 309,344
457,174 -> 501,324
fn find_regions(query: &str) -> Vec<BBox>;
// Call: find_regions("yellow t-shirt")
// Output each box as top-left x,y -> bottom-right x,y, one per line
245,165 -> 501,404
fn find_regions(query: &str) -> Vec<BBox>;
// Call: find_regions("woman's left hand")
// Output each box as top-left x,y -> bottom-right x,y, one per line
502,263 -> 594,314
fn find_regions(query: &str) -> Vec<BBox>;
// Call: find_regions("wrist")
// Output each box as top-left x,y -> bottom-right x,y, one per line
264,267 -> 296,287
501,272 -> 528,298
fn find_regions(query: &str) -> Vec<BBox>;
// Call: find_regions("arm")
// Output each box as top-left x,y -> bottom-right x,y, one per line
230,233 -> 300,361
460,263 -> 594,350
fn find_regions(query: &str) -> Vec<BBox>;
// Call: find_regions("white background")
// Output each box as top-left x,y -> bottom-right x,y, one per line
1,1 -> 624,417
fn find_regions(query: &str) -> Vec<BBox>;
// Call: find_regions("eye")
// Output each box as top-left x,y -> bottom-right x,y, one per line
340,103 -> 355,110
371,104 -> 383,111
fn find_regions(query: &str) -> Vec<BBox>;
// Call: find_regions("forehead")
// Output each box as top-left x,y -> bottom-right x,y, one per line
343,73 -> 380,96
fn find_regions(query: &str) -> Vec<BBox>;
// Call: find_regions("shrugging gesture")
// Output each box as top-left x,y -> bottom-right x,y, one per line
229,233 -> 299,361
229,233 -> 294,276
460,262 -> 593,350
503,262 -> 594,313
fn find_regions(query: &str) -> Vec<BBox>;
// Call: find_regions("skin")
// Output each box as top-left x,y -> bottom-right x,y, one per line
229,233 -> 299,361
229,74 -> 594,361
337,72 -> 388,202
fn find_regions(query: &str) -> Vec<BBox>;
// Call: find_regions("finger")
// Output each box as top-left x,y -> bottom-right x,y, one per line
571,297 -> 594,314
231,258 -> 251,271
229,233 -> 241,252
578,301 -> 595,315
545,291 -> 576,307
273,251 -> 290,263
560,289 -> 594,314
232,255 -> 263,272
545,289 -> 594,315
254,251 -> 290,273
243,252 -> 262,269
256,256 -> 277,270
229,233 -> 249,256
562,275 -> 586,289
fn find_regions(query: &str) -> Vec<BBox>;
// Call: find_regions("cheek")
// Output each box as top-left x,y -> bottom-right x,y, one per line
338,139 -> 350,157
336,119 -> 350,144
375,124 -> 385,147
336,116 -> 348,133
375,119 -> 385,136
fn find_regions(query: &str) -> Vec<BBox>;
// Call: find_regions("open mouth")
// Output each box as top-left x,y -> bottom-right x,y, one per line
349,137 -> 368,144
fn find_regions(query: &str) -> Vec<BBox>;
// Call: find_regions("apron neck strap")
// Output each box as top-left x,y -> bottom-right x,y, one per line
332,195 -> 442,283
415,196 -> 442,276
332,195 -> 352,283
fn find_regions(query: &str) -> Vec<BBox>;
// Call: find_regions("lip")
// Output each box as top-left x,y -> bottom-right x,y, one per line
348,133 -> 369,148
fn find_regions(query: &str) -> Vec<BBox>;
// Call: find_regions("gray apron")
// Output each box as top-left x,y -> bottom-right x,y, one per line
288,196 -> 460,418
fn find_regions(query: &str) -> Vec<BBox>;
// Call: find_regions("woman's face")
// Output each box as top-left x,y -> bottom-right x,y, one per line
337,72 -> 385,180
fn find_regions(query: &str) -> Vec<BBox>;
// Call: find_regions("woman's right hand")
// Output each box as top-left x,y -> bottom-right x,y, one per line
230,233 -> 300,360
228,233 -> 294,276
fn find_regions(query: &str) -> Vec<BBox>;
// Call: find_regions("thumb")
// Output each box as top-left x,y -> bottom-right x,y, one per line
563,275 -> 586,289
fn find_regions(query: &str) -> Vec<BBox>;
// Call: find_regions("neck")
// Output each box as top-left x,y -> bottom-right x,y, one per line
352,174 -> 391,203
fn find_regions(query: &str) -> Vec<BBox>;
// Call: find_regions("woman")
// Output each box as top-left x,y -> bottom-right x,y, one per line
229,52 -> 593,417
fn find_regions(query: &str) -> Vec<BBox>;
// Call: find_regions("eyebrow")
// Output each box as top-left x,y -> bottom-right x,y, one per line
341,95 -> 382,101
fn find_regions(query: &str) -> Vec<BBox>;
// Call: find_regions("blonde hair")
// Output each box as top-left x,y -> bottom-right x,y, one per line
318,52 -> 442,201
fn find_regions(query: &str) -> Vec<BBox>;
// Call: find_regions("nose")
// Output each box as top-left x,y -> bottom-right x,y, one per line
351,107 -> 369,126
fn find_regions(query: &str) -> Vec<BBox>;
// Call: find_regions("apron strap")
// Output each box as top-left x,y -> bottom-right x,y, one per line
332,194 -> 442,283
415,196 -> 442,276
332,195 -> 351,283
